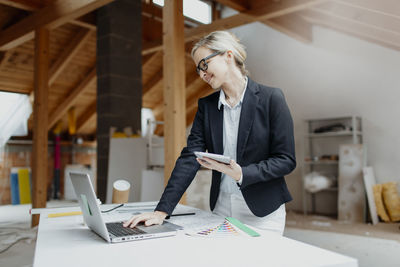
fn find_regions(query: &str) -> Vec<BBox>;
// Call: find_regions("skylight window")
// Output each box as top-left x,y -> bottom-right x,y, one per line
153,0 -> 211,24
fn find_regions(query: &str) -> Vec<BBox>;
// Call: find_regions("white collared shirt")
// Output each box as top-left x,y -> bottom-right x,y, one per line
217,77 -> 248,194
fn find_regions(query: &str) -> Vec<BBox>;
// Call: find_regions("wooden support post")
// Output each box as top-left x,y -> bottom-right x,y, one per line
163,0 -> 186,203
31,28 -> 49,227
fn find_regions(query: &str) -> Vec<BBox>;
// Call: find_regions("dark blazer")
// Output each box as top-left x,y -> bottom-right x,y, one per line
155,77 -> 296,217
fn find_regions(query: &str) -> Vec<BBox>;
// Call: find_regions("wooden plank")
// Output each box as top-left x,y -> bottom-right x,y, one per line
0,75 -> 31,93
1,1 -> 160,31
214,0 -> 249,12
142,13 -> 255,55
142,81 -> 162,108
300,8 -> 400,51
76,101 -> 96,132
143,0 -> 327,54
0,50 -> 12,71
163,0 -> 186,202
142,0 -> 163,19
143,69 -> 163,95
338,144 -> 366,222
142,51 -> 163,75
362,167 -> 379,225
0,85 -> 29,94
335,0 -> 400,19
185,85 -> 213,127
0,0 -> 42,11
153,80 -> 212,135
0,0 -> 97,30
318,1 -> 400,35
31,28 -> 49,227
48,68 -> 96,130
68,13 -> 97,30
49,28 -> 92,86
212,0 -> 222,21
0,0 -> 114,51
154,82 -> 212,136
185,13 -> 255,43
185,82 -> 214,126
151,67 -> 202,118
263,13 -> 313,43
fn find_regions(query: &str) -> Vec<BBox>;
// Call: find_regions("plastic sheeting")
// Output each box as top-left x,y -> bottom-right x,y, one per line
0,92 -> 32,147
304,172 -> 333,193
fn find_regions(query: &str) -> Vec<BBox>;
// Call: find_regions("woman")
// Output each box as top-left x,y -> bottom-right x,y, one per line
124,31 -> 296,235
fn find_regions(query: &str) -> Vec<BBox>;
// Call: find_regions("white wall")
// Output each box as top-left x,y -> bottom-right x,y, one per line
227,22 -> 400,211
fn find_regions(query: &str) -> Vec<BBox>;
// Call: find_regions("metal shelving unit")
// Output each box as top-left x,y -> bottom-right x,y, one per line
302,116 -> 362,216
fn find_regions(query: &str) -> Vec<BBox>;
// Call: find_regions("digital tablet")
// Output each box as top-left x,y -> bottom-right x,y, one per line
194,152 -> 231,165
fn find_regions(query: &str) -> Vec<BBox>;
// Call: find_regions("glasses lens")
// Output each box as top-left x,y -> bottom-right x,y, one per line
197,60 -> 207,74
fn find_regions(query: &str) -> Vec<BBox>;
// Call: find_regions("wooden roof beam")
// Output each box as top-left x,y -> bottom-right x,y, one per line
0,0 -> 42,11
186,76 -> 204,97
48,68 -> 96,130
143,64 -> 199,107
142,0 -> 327,55
0,0 -> 96,29
143,69 -> 163,96
68,13 -> 97,30
334,0 -> 400,19
28,29 -> 92,100
299,8 -> 400,51
142,51 -> 163,72
151,71 -> 206,123
0,0 -> 97,30
76,101 -> 97,133
263,13 -> 313,43
186,84 -> 213,125
316,1 -> 400,35
154,83 -> 213,137
214,0 -> 249,12
0,0 -> 114,51
0,50 -> 12,71
49,28 -> 92,86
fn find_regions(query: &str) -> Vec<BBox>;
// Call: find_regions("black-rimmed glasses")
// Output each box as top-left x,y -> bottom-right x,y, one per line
196,51 -> 223,75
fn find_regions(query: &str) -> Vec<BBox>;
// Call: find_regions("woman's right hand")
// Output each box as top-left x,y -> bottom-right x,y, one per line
123,211 -> 168,228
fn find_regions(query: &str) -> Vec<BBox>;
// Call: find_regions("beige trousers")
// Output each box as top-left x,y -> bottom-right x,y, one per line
213,191 -> 286,235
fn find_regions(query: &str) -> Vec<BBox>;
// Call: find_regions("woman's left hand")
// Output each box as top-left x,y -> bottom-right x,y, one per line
196,157 -> 242,182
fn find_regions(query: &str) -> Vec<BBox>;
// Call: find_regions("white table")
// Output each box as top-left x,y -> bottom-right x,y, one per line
33,203 -> 358,267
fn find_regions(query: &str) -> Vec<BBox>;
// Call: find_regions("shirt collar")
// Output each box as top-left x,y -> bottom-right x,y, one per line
218,77 -> 248,110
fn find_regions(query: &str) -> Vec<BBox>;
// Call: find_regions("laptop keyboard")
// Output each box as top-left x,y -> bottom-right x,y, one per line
106,222 -> 146,237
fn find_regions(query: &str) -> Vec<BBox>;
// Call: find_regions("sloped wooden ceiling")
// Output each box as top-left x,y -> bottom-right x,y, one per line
0,0 -> 399,138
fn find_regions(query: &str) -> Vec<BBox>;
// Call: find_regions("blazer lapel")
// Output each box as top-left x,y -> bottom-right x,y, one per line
237,78 -> 259,164
210,94 -> 224,155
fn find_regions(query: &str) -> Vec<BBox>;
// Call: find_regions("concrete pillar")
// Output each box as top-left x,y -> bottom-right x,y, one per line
96,0 -> 142,202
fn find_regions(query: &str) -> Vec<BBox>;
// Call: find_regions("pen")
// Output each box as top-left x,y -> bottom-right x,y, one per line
170,212 -> 195,217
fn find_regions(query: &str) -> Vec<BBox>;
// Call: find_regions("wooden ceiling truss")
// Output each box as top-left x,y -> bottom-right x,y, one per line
0,0 -> 398,136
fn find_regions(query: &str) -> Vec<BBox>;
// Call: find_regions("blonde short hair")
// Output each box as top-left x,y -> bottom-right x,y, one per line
191,31 -> 249,76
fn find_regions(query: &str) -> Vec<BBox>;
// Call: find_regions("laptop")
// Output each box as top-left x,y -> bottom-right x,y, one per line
69,172 -> 179,243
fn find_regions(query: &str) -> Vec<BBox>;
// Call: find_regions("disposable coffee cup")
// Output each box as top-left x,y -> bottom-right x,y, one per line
112,180 -> 130,204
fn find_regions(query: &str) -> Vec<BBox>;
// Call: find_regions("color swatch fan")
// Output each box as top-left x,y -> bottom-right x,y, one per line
186,219 -> 241,238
